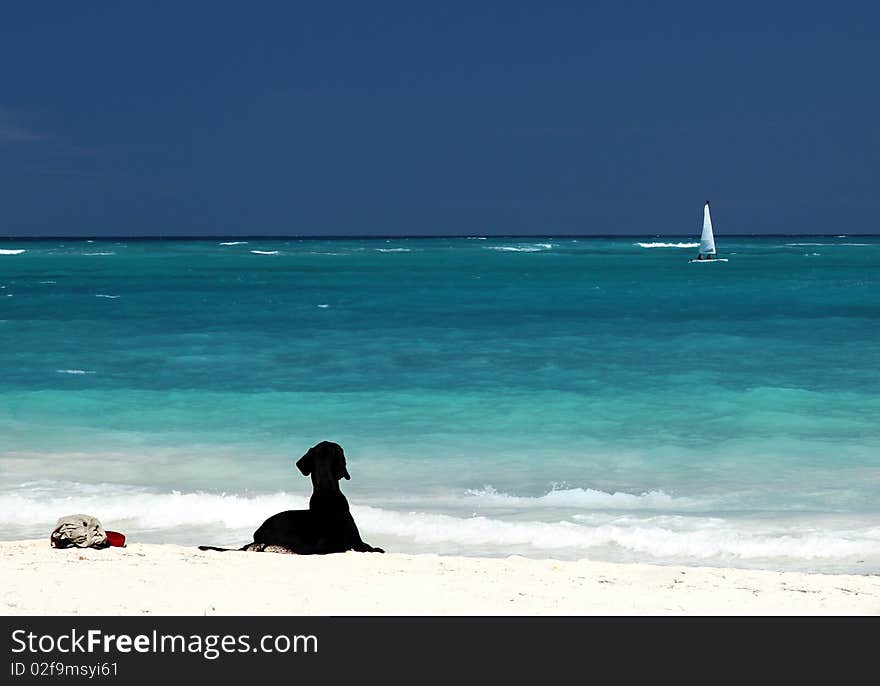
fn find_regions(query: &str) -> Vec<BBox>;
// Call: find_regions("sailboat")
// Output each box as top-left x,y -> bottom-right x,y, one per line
689,201 -> 727,263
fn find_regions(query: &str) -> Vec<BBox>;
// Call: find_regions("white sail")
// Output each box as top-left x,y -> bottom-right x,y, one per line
699,202 -> 716,255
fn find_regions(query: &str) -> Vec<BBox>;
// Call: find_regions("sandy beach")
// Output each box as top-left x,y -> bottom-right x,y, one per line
2,539 -> 878,615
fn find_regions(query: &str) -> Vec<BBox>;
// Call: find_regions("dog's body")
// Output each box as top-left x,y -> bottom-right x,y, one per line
199,441 -> 383,555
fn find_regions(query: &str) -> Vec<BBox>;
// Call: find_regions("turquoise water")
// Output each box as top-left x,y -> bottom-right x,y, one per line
1,236 -> 878,572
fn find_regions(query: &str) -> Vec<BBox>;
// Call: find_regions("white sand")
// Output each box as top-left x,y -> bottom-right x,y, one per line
2,539 -> 878,615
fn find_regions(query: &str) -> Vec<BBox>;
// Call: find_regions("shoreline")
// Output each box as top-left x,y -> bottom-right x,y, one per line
2,539 -> 878,616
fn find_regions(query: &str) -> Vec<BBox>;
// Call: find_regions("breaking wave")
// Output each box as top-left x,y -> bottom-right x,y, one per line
2,482 -> 878,567
788,242 -> 871,247
635,242 -> 699,249
463,486 -> 697,510
0,483 -> 306,530
487,243 -> 553,252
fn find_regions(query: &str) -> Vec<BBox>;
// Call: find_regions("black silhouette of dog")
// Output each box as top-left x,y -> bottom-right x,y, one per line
199,441 -> 383,554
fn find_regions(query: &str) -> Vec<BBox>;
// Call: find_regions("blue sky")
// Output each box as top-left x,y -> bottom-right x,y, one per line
1,1 -> 877,236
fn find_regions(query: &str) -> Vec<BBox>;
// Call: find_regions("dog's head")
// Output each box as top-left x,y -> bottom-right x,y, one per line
295,441 -> 351,483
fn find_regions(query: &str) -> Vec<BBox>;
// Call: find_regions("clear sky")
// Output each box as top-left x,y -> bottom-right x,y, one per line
1,1 -> 877,236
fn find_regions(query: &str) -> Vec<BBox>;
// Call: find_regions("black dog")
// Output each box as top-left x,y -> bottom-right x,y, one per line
199,441 -> 383,554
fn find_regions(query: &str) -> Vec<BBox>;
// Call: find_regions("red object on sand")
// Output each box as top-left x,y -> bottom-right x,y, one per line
106,531 -> 126,547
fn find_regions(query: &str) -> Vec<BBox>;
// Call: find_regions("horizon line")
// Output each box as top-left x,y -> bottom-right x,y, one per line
2,233 -> 879,241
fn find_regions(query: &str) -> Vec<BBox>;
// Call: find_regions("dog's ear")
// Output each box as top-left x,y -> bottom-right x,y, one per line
332,444 -> 351,480
296,448 -> 315,476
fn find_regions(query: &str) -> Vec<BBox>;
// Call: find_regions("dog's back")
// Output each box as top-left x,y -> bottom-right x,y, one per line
252,509 -> 317,550
252,503 -> 369,554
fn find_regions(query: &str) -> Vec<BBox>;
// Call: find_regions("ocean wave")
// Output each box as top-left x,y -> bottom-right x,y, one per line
250,250 -> 280,255
635,242 -> 699,249
364,509 -> 880,559
375,248 -> 412,252
463,486 -> 696,510
0,484 -> 306,529
787,242 -> 870,247
466,237 -> 488,240
564,516 -> 880,559
83,252 -> 116,256
487,243 -> 553,252
56,369 -> 95,375
2,483 -> 876,562
219,241 -> 249,246
95,294 -> 120,299
0,249 -> 26,255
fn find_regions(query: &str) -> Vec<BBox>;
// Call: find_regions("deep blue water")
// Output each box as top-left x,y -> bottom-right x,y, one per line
1,236 -> 878,572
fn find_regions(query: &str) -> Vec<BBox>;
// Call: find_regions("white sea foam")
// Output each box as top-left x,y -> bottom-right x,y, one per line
2,483 -> 877,564
95,294 -> 120,299
39,281 -> 56,284
487,243 -> 552,252
362,509 -> 880,560
56,369 -> 95,375
219,241 -> 249,246
464,486 -> 696,510
0,484 -> 305,530
635,242 -> 699,249
788,242 -> 870,247
317,304 -> 330,308
83,252 -> 116,256
0,249 -> 26,255
250,250 -> 279,255
466,237 -> 488,240
375,248 -> 412,252
564,516 -> 880,559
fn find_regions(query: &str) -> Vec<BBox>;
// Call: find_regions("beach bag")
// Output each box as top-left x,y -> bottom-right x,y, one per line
50,514 -> 126,549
